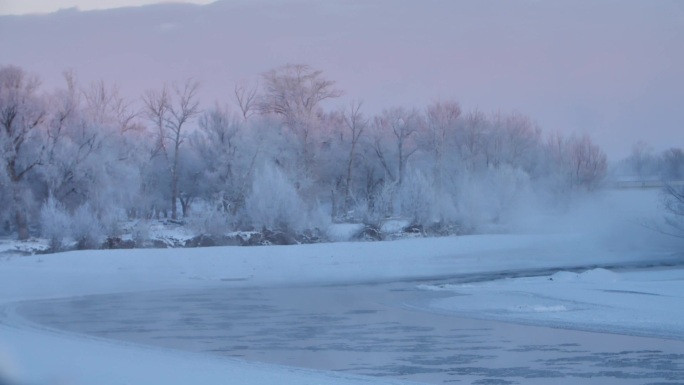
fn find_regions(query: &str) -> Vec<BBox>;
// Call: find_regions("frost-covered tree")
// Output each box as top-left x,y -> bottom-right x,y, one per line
626,141 -> 656,178
371,107 -> 423,186
44,76 -> 142,235
82,80 -> 138,131
660,148 -> 684,180
500,112 -> 542,173
456,109 -> 488,171
70,203 -> 105,249
257,64 -> 342,174
364,180 -> 397,225
143,79 -> 201,220
0,63 -> 617,243
191,105 -> 247,214
234,81 -> 258,121
39,196 -> 71,250
0,65 -> 48,239
541,131 -> 607,192
40,197 -> 105,250
245,164 -> 307,233
340,101 -> 367,212
568,135 -> 607,190
424,100 -> 461,184
478,111 -> 540,171
399,169 -> 439,227
0,162 -> 11,234
661,183 -> 684,239
639,148 -> 684,240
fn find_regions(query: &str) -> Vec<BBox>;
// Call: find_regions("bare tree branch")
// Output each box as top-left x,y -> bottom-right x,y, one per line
234,81 -> 258,121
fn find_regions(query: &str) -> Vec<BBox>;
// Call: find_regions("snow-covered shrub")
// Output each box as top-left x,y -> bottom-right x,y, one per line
399,169 -> 437,227
245,165 -> 307,233
345,196 -> 369,223
97,207 -> 126,238
131,220 -> 151,245
365,181 -> 396,225
70,203 -> 105,249
308,201 -> 332,235
40,196 -> 72,251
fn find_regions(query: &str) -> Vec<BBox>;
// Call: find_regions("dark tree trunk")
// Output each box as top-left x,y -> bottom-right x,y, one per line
15,209 -> 29,240
12,183 -> 29,240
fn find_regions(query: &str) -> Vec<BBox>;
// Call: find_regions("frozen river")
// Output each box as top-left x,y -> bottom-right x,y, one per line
17,270 -> 684,385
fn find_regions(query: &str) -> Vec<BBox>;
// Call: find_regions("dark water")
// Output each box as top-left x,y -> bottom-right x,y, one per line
18,282 -> 684,385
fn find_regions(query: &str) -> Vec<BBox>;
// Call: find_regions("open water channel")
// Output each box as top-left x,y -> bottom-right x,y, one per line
17,270 -> 684,385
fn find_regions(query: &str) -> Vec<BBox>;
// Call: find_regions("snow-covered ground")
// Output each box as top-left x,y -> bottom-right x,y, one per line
0,190 -> 682,385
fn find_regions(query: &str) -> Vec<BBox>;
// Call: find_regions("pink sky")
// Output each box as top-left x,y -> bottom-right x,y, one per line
1,0 -> 682,159
0,0 -> 215,15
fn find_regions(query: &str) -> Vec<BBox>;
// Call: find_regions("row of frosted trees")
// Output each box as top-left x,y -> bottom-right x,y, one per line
618,141 -> 684,181
0,64 -> 608,244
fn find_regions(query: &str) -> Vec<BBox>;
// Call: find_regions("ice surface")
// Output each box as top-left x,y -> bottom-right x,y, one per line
421,268 -> 684,339
549,268 -> 621,283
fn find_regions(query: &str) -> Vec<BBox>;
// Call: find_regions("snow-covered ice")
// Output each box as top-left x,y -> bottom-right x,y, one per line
419,267 -> 684,339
